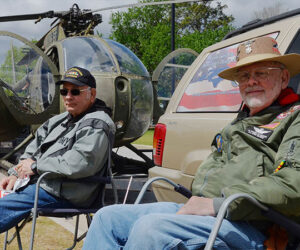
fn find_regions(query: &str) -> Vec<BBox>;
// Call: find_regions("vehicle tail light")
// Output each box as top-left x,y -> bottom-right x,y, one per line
153,123 -> 166,166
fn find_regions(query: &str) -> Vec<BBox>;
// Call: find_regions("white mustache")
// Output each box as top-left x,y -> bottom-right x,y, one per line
245,87 -> 264,93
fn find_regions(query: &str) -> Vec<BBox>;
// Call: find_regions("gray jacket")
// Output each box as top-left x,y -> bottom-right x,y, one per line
9,99 -> 115,207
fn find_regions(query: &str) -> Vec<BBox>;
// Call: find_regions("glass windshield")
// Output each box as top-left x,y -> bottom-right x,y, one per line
158,52 -> 197,98
62,37 -> 116,73
177,33 -> 279,112
124,79 -> 153,139
0,36 -> 55,114
105,39 -> 149,77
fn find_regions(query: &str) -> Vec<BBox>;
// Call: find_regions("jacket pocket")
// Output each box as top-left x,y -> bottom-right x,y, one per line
256,154 -> 264,177
286,140 -> 300,170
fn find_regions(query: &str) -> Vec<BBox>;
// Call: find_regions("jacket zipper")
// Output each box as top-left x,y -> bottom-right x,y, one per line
198,124 -> 233,194
224,124 -> 232,161
198,167 -> 218,195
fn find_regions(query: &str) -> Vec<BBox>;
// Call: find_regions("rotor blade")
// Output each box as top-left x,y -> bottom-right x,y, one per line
0,11 -> 61,22
89,0 -> 201,14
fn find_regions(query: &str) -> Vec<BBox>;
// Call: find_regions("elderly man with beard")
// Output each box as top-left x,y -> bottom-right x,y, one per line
83,36 -> 300,250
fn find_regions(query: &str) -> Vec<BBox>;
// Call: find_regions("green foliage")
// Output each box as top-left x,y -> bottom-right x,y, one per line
177,1 -> 234,33
139,23 -> 171,74
109,0 -> 234,73
178,25 -> 234,53
110,1 -> 169,60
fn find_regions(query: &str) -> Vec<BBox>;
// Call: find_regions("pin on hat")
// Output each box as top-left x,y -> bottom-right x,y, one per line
56,66 -> 96,88
218,36 -> 300,81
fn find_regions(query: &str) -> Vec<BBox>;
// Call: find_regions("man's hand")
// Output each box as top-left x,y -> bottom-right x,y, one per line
176,196 -> 216,216
0,175 -> 17,190
16,159 -> 35,179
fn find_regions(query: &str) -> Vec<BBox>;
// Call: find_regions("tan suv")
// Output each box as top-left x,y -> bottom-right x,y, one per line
150,9 -> 300,203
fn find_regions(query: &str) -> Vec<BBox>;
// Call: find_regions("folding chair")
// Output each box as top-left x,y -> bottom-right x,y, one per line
135,177 -> 300,250
3,129 -> 117,250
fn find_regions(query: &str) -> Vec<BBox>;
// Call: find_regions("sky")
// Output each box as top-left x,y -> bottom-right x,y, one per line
0,0 -> 300,40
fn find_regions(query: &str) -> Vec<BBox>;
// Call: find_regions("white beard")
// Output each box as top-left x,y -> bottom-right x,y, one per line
244,95 -> 266,108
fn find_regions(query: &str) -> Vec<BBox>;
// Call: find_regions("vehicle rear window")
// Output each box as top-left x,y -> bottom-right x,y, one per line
177,33 -> 279,112
286,29 -> 300,94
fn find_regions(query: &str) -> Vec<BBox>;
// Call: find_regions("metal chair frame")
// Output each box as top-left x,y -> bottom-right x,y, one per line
3,132 -> 117,250
135,177 -> 300,250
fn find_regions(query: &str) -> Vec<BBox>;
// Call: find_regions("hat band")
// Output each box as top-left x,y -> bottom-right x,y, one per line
236,53 -> 282,67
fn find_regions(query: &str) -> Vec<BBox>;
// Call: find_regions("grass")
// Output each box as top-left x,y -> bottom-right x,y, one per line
133,129 -> 154,146
0,217 -> 83,249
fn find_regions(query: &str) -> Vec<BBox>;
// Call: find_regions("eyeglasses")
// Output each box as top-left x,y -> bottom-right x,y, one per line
60,87 -> 91,96
234,67 -> 283,85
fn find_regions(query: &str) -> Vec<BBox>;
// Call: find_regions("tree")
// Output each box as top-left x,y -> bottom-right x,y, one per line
110,2 -> 169,61
178,25 -> 233,53
110,0 -> 234,74
176,1 -> 233,33
140,23 -> 172,73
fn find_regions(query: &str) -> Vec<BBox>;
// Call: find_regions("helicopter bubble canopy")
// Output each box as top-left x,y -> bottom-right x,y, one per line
61,36 -> 153,142
62,37 -> 117,73
104,39 -> 149,77
0,31 -> 59,129
61,36 -> 150,78
0,36 -> 55,114
0,31 -> 153,144
103,38 -> 152,140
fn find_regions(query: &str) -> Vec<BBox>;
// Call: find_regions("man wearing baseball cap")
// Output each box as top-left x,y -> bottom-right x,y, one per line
0,66 -> 115,233
84,37 -> 300,249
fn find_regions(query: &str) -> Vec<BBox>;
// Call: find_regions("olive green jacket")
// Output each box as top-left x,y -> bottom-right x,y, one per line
192,101 -> 300,221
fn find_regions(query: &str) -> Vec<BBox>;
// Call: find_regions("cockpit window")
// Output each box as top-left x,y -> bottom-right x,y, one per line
177,32 -> 279,112
0,36 -> 55,114
105,39 -> 150,77
62,37 -> 116,73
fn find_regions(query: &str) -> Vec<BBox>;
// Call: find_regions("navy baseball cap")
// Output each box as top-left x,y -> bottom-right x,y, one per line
56,66 -> 96,88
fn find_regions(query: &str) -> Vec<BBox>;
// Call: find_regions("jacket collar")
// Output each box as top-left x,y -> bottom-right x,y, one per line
64,98 -> 112,128
234,88 -> 299,123
242,87 -> 299,114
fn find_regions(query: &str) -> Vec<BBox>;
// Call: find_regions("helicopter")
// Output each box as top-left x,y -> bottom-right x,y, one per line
0,0 -> 200,174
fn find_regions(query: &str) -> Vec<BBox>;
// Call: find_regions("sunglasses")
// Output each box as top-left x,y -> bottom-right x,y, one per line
60,87 -> 91,96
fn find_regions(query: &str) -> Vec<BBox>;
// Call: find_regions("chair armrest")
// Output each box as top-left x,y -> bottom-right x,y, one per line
33,172 -> 52,209
31,172 -> 111,213
136,180 -> 300,249
204,193 -> 268,250
65,175 -> 111,184
261,208 -> 300,238
134,177 -> 192,204
205,194 -> 300,249
35,172 -> 111,184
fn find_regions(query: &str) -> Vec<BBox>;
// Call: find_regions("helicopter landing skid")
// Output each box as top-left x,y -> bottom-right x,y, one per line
108,144 -> 156,204
112,143 -> 154,176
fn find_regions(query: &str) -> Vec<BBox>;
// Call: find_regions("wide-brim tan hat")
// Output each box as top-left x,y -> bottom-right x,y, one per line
218,36 -> 300,81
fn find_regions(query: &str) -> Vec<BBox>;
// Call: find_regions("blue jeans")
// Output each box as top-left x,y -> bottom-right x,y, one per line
83,202 -> 266,250
0,183 -> 73,233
